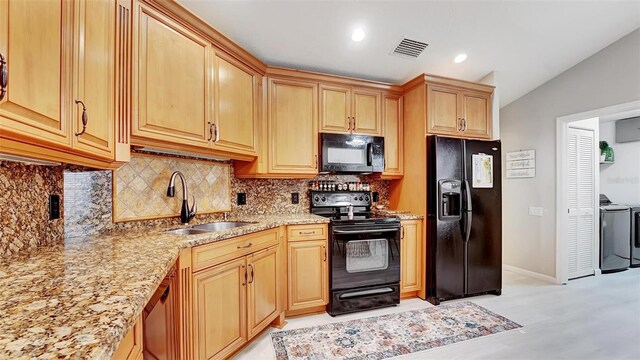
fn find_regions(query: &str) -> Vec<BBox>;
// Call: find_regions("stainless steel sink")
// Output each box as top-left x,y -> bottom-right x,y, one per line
164,228 -> 213,235
192,221 -> 256,231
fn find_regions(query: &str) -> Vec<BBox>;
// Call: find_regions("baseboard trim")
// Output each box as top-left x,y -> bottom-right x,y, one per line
503,264 -> 558,284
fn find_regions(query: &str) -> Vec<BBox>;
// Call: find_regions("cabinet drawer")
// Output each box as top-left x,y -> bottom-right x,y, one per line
192,228 -> 278,272
287,224 -> 328,241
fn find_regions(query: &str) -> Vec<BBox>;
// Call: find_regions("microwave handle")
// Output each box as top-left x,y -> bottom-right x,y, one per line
367,143 -> 373,166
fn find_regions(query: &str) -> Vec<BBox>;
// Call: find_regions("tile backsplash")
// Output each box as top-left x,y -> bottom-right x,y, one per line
1,153 -> 390,255
113,154 -> 231,221
0,161 -> 64,257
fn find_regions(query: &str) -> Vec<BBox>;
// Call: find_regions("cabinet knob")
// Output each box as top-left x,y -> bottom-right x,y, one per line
0,53 -> 7,101
74,100 -> 88,136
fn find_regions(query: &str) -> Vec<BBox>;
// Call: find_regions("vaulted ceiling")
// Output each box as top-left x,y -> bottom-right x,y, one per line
180,1 -> 640,107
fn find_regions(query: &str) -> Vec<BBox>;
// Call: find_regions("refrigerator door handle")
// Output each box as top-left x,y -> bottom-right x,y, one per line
462,180 -> 473,243
463,179 -> 473,212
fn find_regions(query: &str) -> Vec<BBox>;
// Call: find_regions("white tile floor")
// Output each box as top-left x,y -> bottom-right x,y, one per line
234,268 -> 640,360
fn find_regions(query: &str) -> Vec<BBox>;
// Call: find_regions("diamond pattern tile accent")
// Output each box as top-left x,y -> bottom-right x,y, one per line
113,155 -> 231,221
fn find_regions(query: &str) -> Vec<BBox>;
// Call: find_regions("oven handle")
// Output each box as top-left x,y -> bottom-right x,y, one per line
339,287 -> 395,299
332,228 -> 399,235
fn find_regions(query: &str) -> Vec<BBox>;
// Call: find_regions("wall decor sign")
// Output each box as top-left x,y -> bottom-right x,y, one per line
506,150 -> 536,178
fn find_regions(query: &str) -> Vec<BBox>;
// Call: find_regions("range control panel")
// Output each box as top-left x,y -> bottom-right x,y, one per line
310,191 -> 371,207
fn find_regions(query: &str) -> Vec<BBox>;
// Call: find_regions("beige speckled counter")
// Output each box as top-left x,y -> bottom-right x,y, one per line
373,210 -> 424,221
0,214 -> 328,360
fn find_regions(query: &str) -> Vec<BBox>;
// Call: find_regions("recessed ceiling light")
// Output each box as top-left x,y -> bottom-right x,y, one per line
352,28 -> 366,42
454,53 -> 467,63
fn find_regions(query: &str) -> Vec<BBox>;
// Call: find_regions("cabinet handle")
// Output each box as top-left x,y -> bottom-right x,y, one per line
241,265 -> 246,286
74,100 -> 88,136
299,230 -> 316,235
352,117 -> 356,130
347,116 -> 351,130
462,118 -> 468,131
401,226 -> 405,239
323,245 -> 327,261
207,122 -> 214,141
248,263 -> 254,284
237,242 -> 253,249
456,118 -> 462,132
213,122 -> 219,143
315,155 -> 318,169
0,53 -> 7,101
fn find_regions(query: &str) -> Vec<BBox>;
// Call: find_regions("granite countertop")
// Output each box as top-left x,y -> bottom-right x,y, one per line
373,209 -> 424,220
0,214 -> 328,360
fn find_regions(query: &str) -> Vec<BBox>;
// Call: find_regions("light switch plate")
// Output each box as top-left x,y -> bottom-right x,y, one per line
529,206 -> 544,217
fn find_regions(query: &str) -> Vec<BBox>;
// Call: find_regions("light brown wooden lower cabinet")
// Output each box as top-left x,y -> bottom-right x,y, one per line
187,228 -> 281,360
400,220 -> 423,296
112,315 -> 143,360
287,237 -> 328,313
193,257 -> 248,360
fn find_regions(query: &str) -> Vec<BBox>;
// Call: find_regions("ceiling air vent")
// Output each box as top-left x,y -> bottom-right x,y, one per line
390,37 -> 428,59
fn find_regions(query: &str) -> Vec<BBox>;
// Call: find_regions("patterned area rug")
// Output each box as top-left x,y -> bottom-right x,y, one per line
271,301 -> 521,360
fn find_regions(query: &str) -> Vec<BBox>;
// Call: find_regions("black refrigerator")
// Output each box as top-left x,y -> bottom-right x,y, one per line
426,135 -> 502,305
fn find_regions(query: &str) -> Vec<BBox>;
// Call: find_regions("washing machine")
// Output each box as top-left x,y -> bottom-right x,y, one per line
631,205 -> 640,268
599,195 -> 630,273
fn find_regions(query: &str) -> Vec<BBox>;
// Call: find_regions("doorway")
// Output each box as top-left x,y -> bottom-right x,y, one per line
555,100 -> 640,284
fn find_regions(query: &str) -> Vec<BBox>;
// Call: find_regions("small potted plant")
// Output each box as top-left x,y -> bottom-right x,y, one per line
599,141 -> 614,163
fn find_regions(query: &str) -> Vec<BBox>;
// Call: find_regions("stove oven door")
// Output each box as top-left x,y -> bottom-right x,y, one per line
330,224 -> 401,290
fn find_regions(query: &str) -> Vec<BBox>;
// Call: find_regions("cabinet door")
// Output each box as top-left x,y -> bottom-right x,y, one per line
247,246 -> 279,339
193,258 -> 247,360
111,315 -> 143,360
288,240 -> 328,310
213,51 -> 257,155
352,89 -> 381,135
268,78 -> 318,174
319,84 -> 350,133
400,220 -> 422,294
382,94 -> 403,177
134,4 -> 211,148
427,84 -> 460,136
461,91 -> 491,139
0,0 -> 72,146
72,0 -> 115,160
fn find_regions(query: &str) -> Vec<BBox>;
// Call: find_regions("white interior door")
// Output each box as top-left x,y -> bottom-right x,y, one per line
566,127 -> 596,279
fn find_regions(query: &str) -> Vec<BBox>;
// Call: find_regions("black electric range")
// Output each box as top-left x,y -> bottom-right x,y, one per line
310,191 -> 401,316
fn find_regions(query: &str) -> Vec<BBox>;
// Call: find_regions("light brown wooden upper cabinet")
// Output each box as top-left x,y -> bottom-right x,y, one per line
0,0 -> 122,166
72,0 -> 116,160
212,51 -> 258,157
319,85 -> 381,135
268,77 -> 318,175
381,94 -> 403,178
426,83 -> 492,139
0,0 -> 72,147
133,3 -> 211,149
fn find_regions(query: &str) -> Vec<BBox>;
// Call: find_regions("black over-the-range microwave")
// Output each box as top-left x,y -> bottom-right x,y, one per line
319,133 -> 385,174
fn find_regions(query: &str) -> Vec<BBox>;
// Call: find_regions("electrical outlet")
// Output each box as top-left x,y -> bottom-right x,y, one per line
49,194 -> 60,220
529,206 -> 544,217
237,193 -> 247,206
291,192 -> 299,204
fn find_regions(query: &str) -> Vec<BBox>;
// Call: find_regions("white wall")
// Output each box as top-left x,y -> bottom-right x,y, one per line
480,71 -> 500,140
599,121 -> 640,205
500,29 -> 640,278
